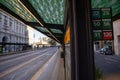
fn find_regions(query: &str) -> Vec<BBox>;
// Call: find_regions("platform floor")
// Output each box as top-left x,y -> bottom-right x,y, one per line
57,58 -> 65,80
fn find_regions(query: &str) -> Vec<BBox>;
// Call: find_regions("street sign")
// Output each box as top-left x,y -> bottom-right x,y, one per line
101,8 -> 111,19
93,30 -> 102,40
102,19 -> 112,30
92,8 -> 113,41
92,20 -> 102,30
92,9 -> 101,19
102,31 -> 113,40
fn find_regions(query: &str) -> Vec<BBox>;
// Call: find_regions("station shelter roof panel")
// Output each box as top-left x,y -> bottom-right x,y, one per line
29,0 -> 66,24
0,0 -> 65,43
0,0 -> 37,22
35,26 -> 47,33
50,29 -> 63,34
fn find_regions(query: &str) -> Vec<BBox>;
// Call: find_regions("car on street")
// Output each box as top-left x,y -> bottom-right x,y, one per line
100,47 -> 112,55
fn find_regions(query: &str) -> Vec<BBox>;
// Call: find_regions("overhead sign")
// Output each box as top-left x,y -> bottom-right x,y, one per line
102,19 -> 112,30
92,20 -> 102,30
93,30 -> 102,41
101,8 -> 111,19
92,9 -> 101,19
92,8 -> 113,40
102,31 -> 113,40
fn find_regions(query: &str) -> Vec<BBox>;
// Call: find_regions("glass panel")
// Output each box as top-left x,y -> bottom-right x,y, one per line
29,0 -> 66,24
0,0 -> 37,22
91,0 -> 120,16
35,26 -> 47,32
47,34 -> 61,37
50,29 -> 63,34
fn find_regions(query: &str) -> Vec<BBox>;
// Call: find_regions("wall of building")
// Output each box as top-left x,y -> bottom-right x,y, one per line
113,19 -> 120,56
0,10 -> 29,53
27,26 -> 34,45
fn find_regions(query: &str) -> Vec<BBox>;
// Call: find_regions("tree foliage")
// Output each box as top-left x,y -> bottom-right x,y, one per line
48,39 -> 56,46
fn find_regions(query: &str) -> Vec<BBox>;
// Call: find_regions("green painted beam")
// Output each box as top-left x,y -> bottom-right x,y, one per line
0,0 -> 36,22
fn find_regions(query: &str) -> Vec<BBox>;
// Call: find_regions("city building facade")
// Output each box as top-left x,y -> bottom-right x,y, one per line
0,10 -> 29,53
113,19 -> 120,56
27,26 -> 34,47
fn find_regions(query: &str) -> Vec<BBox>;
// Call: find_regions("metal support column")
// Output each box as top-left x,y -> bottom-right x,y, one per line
68,0 -> 95,80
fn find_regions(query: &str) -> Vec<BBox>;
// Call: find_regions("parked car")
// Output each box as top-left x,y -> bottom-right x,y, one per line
100,47 -> 112,55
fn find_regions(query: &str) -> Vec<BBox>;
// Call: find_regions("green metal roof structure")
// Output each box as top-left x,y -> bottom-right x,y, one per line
0,0 -> 65,44
0,0 -> 120,44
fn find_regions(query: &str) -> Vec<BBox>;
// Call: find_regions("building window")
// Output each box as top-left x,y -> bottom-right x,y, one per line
4,16 -> 8,29
16,21 -> 18,32
9,18 -> 12,27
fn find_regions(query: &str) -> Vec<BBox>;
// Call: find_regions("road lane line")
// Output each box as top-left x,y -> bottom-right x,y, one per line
0,51 -> 46,65
0,51 -> 49,78
0,52 -> 38,65
30,49 -> 58,80
0,48 -> 49,60
0,51 -> 35,60
0,50 -> 47,65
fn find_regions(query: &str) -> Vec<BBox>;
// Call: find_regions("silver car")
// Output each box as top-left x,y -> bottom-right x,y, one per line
100,47 -> 112,55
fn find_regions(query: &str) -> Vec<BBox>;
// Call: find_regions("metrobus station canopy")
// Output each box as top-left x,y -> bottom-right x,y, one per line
0,0 -> 120,44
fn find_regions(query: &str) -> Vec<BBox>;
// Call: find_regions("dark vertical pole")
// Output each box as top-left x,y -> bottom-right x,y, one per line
62,43 -> 66,80
68,0 -> 76,80
69,0 -> 95,80
62,43 -> 65,67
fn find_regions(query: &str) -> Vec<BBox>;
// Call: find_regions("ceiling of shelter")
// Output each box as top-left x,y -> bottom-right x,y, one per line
91,0 -> 120,17
0,0 -> 37,22
0,0 -> 65,44
29,0 -> 66,24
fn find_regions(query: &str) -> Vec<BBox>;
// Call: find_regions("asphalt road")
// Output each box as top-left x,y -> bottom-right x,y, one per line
95,52 -> 120,76
0,47 -> 60,80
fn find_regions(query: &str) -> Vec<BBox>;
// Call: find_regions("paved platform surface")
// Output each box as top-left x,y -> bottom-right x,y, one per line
102,74 -> 120,80
57,58 -> 65,80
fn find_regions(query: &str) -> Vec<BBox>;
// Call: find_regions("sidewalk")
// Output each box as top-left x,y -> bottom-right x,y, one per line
102,74 -> 120,80
50,54 -> 65,80
57,58 -> 65,80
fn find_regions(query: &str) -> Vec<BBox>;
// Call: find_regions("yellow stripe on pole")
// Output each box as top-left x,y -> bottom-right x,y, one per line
64,26 -> 70,43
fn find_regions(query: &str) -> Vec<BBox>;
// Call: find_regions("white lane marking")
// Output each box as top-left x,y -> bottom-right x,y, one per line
0,50 -> 48,65
0,51 -> 35,60
30,49 -> 58,80
0,48 -> 50,60
0,51 -> 49,78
